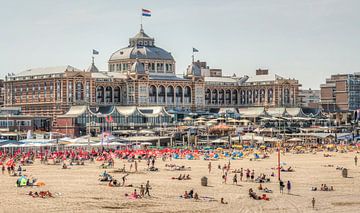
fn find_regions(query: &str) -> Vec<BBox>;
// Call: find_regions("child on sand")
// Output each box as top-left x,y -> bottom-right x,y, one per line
220,197 -> 228,204
140,185 -> 145,197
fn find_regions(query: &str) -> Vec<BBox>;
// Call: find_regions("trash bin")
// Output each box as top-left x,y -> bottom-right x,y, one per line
342,168 -> 348,178
201,176 -> 208,186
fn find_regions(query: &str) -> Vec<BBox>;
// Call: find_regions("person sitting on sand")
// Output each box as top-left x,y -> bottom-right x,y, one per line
183,191 -> 189,199
249,188 -> 260,200
220,197 -> 228,204
181,174 -> 186,180
258,184 -> 263,190
188,189 -> 194,198
323,184 -> 329,191
131,189 -> 140,199
194,193 -> 199,200
62,163 -> 68,169
261,194 -> 269,201
185,174 -> 191,180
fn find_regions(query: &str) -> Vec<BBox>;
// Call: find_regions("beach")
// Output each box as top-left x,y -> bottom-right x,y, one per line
0,151 -> 359,213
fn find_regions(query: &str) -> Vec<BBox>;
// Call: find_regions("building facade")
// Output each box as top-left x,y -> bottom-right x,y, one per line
4,26 -> 302,134
299,88 -> 320,108
320,73 -> 360,112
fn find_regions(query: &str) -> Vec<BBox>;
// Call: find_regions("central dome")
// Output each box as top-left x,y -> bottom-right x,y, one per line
109,27 -> 174,61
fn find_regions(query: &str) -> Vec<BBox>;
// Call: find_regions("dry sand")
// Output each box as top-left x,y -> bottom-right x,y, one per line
0,152 -> 359,213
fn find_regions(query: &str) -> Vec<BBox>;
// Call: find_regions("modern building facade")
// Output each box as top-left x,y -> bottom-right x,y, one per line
3,26 -> 302,135
320,73 -> 360,112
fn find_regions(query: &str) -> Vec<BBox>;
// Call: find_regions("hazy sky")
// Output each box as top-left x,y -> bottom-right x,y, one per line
1,0 -> 359,89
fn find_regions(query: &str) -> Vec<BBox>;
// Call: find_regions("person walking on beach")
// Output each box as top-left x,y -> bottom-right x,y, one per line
312,197 -> 315,209
208,162 -> 212,174
279,180 -> 284,194
240,168 -> 243,181
147,158 -> 150,169
134,161 -> 138,172
355,156 -> 358,166
233,174 -> 237,185
145,180 -> 151,196
151,157 -> 155,168
287,180 -> 291,194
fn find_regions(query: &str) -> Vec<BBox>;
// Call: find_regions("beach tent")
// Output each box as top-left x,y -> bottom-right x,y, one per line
17,176 -> 27,187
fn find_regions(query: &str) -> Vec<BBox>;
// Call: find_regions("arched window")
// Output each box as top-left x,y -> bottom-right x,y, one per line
232,90 -> 238,105
184,86 -> 191,104
240,90 -> 245,104
114,86 -> 121,103
158,85 -> 165,103
247,90 -> 252,104
268,89 -> 273,104
259,89 -> 265,103
96,86 -> 104,103
219,89 -> 225,105
105,86 -> 113,103
76,82 -> 83,101
205,89 -> 211,104
212,89 -> 218,105
284,88 -> 290,104
175,86 -> 183,104
166,86 -> 174,103
149,85 -> 157,103
225,90 -> 231,104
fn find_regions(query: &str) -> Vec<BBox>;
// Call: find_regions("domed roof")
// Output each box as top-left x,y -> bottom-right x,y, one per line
186,63 -> 201,76
130,59 -> 145,74
110,46 -> 174,61
109,26 -> 174,62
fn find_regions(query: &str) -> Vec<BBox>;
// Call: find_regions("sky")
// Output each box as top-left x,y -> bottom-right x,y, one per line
1,0 -> 359,89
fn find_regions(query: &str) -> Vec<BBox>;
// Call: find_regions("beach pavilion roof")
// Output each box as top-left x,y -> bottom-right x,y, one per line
286,108 -> 302,117
238,107 -> 267,118
116,106 -> 138,117
266,107 -> 286,117
116,106 -> 173,118
59,106 -> 87,118
59,105 -> 172,119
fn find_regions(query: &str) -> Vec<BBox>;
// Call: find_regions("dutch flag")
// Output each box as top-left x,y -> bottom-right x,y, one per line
142,8 -> 151,17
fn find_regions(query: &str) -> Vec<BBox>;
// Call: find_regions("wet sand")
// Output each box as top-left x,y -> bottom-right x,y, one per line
0,152 -> 359,213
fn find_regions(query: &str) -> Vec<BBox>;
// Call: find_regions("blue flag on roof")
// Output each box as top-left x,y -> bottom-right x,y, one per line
93,49 -> 99,55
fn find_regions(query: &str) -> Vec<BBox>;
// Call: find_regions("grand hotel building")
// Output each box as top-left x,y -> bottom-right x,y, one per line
3,26 -> 301,136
